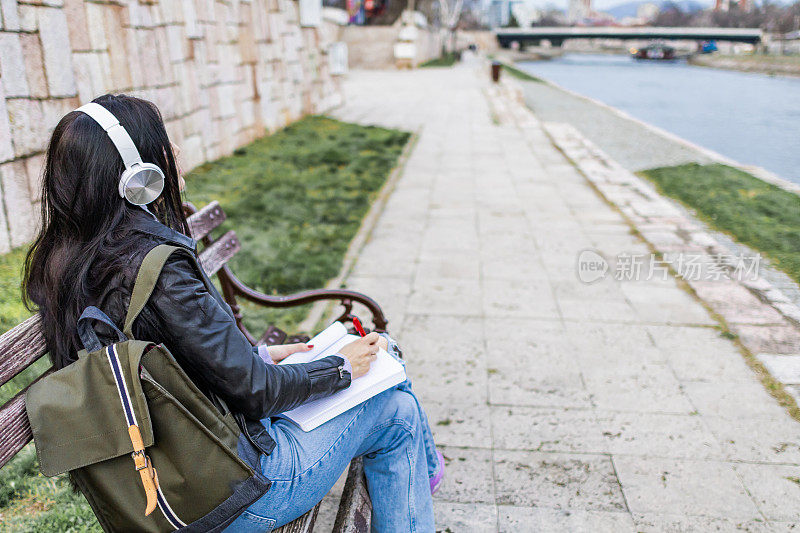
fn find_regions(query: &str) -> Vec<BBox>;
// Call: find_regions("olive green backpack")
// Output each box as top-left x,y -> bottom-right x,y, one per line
26,244 -> 270,532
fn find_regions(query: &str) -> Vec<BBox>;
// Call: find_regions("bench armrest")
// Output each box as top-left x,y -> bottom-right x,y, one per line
217,266 -> 389,333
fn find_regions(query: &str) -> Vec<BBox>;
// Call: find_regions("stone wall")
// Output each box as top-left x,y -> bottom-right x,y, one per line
342,16 -> 443,69
0,0 -> 346,252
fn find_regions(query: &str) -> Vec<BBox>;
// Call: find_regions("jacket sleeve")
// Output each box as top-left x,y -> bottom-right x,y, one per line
142,252 -> 351,420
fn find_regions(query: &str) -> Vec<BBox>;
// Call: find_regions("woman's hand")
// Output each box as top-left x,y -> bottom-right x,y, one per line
339,332 -> 383,379
267,343 -> 314,364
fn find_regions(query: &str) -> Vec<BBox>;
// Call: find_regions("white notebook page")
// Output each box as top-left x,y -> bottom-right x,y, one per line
277,322 -> 406,431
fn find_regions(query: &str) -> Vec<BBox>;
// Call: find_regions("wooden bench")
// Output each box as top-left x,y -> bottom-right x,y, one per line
0,201 -> 382,532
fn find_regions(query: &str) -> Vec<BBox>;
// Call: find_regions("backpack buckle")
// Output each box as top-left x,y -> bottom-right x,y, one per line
132,449 -> 148,470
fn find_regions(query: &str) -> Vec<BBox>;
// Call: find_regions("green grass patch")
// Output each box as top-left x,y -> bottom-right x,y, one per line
501,63 -> 543,82
420,52 -> 458,68
0,247 -> 42,408
0,247 -> 31,333
0,115 -> 410,531
185,115 -> 409,334
640,163 -> 800,284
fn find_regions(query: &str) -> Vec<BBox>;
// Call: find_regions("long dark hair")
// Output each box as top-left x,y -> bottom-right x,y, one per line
23,94 -> 189,369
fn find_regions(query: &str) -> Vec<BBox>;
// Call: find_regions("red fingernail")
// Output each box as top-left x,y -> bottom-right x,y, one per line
307,344 -> 314,349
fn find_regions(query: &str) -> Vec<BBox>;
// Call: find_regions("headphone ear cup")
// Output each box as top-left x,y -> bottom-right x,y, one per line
119,164 -> 165,206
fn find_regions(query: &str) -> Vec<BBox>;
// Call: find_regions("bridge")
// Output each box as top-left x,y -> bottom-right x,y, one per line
496,27 -> 764,48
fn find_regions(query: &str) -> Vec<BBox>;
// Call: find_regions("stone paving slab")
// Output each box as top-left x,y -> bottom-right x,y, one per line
317,65 -> 800,531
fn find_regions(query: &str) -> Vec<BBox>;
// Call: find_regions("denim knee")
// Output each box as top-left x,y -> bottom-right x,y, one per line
382,388 -> 421,431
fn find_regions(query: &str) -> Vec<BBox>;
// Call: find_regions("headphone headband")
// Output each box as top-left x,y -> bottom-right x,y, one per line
77,103 -> 143,170
75,101 -> 164,207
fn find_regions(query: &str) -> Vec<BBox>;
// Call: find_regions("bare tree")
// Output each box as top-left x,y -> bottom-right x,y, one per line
437,0 -> 465,51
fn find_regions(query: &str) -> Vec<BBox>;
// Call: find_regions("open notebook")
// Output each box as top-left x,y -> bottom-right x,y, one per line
277,322 -> 406,431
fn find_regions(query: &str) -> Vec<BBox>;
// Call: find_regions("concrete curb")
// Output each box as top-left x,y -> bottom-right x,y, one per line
542,120 -> 800,403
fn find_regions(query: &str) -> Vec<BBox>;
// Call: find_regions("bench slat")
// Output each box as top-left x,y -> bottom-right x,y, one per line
0,372 -> 49,467
187,201 -> 226,241
0,314 -> 46,388
332,458 -> 371,533
198,230 -> 241,277
274,503 -> 320,533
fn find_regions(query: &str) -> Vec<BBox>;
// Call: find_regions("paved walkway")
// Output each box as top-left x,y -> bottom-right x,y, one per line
321,64 -> 800,532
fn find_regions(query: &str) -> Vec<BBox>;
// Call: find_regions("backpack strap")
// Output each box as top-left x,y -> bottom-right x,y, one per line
123,244 -> 181,339
124,243 -> 217,340
77,306 -> 127,353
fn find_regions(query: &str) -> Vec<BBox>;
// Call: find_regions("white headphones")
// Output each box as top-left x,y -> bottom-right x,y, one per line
76,102 -> 165,206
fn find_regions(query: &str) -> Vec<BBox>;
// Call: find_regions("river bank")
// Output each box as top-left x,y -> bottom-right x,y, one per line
513,61 -> 800,310
516,53 -> 800,185
689,53 -> 800,78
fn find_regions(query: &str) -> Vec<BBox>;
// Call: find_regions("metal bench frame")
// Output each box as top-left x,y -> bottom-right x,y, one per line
0,201 -> 381,532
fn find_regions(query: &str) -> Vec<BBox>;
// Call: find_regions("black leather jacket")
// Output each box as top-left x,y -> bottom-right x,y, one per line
92,212 -> 351,461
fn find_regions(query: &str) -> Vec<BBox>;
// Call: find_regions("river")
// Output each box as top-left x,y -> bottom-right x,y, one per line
517,53 -> 800,184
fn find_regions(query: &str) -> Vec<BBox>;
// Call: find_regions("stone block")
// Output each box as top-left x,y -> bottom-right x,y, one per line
423,399 -> 491,448
492,405 -> 606,453
127,0 -> 155,28
16,4 -> 36,31
239,25 -> 258,63
19,33 -> 48,98
493,450 -> 626,511
756,353 -> 800,385
104,6 -> 131,89
689,280 -> 785,325
774,302 -> 800,327
157,0 -> 181,24
152,27 -> 174,84
487,364 -> 593,408
134,28 -> 159,81
1,0 -> 21,31
734,463 -> 800,521
42,97 -> 78,134
0,32 -> 30,97
432,446 -> 494,504
163,118 -> 183,148
62,0 -> 90,51
703,413 -> 800,464
0,81 -> 14,163
613,456 -> 760,519
38,7 -> 77,97
434,502 -> 497,532
583,361 -> 695,414
632,514 -> 773,532
499,507 -> 636,533
179,134 -> 204,172
182,0 -> 202,39
0,160 -> 37,246
24,153 -> 45,202
596,411 -> 722,459
71,52 -> 103,103
84,2 -> 107,50
732,324 -> 800,355
6,98 -> 45,157
682,381 -> 786,420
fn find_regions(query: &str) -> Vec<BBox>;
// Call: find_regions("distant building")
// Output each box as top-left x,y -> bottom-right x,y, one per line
488,0 -> 525,27
714,0 -> 752,12
567,0 -> 592,23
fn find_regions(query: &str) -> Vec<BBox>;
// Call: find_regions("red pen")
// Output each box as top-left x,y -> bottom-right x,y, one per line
352,316 -> 366,337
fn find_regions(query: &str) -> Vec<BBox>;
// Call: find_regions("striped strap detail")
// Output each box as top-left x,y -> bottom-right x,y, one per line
106,345 -> 186,529
106,344 -> 139,427
154,470 -> 187,529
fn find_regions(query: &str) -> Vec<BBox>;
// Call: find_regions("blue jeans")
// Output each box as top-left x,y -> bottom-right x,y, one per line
225,344 -> 438,532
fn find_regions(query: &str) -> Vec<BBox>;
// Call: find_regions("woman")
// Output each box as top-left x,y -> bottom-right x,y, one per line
23,94 -> 443,532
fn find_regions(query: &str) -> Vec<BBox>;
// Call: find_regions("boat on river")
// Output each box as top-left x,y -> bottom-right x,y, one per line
630,44 -> 679,61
